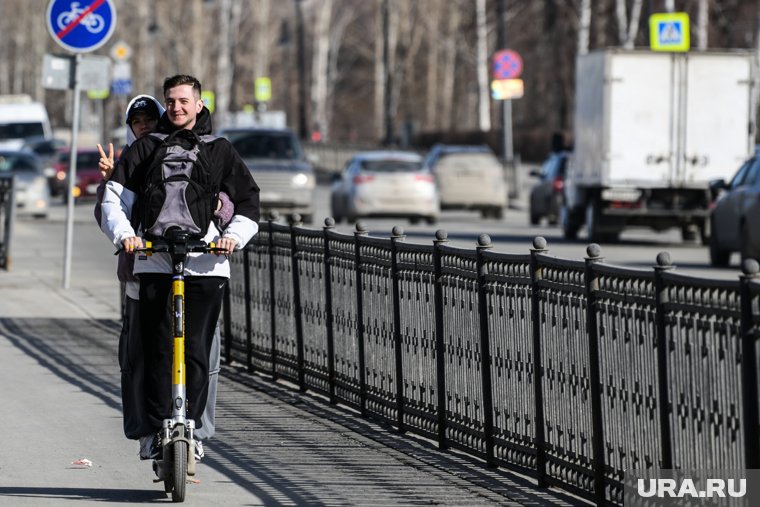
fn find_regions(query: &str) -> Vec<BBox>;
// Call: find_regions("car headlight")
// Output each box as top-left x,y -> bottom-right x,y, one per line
292,173 -> 311,186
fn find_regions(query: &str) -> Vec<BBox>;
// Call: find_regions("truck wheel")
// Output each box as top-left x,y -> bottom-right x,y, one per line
585,200 -> 603,242
699,219 -> 710,245
681,224 -> 698,243
709,224 -> 730,267
529,203 -> 540,225
560,206 -> 580,240
740,221 -> 757,264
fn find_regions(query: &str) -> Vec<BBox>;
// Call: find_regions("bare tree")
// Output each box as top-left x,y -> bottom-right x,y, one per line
311,0 -> 333,139
615,0 -> 643,49
697,0 -> 709,49
476,0 -> 491,131
578,0 -> 592,55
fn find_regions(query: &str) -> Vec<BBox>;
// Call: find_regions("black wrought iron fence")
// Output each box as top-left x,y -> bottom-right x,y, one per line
0,175 -> 15,270
221,216 -> 760,506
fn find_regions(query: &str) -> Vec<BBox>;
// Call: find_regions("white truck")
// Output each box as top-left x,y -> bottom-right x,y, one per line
561,49 -> 755,242
0,95 -> 53,150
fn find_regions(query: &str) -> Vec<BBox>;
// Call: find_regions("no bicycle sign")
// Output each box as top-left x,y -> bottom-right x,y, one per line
46,0 -> 116,53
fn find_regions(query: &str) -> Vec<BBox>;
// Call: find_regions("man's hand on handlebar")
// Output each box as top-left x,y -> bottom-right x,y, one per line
217,236 -> 237,254
122,236 -> 144,253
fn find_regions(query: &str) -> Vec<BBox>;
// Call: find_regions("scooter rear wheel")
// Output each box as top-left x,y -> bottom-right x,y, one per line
171,440 -> 187,502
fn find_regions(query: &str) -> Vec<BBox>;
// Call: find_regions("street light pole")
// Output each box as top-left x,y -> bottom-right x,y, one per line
383,0 -> 393,146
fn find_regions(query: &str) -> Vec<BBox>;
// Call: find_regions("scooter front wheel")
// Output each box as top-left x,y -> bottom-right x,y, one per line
171,440 -> 187,502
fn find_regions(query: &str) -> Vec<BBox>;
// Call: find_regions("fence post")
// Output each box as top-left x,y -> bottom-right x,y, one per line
584,243 -> 606,505
323,217 -> 337,404
391,226 -> 406,433
433,229 -> 449,449
529,236 -> 548,486
354,222 -> 369,417
653,251 -> 674,469
268,211 -> 279,379
290,213 -> 306,392
739,259 -> 760,469
476,234 -> 496,467
243,233 -> 253,374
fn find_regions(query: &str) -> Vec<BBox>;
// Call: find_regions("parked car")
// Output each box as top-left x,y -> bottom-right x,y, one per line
708,155 -> 760,266
331,151 -> 439,224
224,128 -> 315,223
529,151 -> 569,225
0,150 -> 50,218
21,136 -> 67,196
422,144 -> 507,219
54,148 -> 103,202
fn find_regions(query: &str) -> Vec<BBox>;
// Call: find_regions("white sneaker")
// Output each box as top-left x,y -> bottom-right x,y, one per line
194,440 -> 204,461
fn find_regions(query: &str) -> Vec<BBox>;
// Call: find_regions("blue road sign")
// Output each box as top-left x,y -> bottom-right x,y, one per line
46,0 -> 116,53
111,79 -> 132,96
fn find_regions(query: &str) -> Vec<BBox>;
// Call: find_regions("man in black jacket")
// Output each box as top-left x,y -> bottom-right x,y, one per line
100,75 -> 260,462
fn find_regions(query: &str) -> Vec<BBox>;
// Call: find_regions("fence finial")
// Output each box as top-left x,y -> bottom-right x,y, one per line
289,213 -> 303,226
656,251 -> 672,267
742,258 -> 760,276
477,234 -> 492,247
435,229 -> 448,241
268,210 -> 280,221
392,225 -> 405,237
586,243 -> 602,259
355,221 -> 368,234
533,236 -> 547,250
324,217 -> 335,228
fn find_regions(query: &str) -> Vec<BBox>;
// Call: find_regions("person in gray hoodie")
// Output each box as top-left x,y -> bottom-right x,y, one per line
95,93 -> 234,461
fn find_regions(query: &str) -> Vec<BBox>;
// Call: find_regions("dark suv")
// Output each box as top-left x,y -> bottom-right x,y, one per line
529,151 -> 569,225
223,128 -> 315,223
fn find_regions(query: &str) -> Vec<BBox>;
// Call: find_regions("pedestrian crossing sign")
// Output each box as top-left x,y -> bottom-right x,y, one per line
650,12 -> 690,52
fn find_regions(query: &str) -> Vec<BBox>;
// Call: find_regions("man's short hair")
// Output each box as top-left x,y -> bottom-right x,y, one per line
163,75 -> 202,100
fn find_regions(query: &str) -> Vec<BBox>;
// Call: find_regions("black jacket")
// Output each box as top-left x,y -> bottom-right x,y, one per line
113,106 -> 260,225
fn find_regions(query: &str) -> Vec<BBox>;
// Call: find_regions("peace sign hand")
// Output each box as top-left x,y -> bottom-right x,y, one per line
97,143 -> 115,179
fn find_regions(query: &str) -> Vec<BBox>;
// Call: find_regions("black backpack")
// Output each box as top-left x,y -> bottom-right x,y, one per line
134,130 -> 219,240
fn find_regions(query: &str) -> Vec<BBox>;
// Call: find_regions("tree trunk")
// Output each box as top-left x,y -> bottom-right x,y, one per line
424,0 -> 440,131
697,0 -> 709,50
441,4 -> 460,131
216,0 -> 233,127
476,0 -> 491,131
578,0 -> 592,55
311,0 -> 333,140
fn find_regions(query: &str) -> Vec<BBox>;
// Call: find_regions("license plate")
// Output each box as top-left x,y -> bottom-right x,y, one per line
261,192 -> 282,202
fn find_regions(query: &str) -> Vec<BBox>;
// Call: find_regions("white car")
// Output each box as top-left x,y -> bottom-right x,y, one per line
331,151 -> 439,224
0,150 -> 50,218
422,144 -> 507,219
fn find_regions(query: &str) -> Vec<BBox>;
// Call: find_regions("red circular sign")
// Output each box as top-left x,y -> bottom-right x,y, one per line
491,49 -> 523,80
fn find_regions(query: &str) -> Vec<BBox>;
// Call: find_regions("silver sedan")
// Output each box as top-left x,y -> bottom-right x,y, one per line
330,151 -> 439,224
0,150 -> 50,218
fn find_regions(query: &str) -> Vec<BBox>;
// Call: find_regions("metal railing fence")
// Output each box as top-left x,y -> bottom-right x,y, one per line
221,216 -> 760,506
0,176 -> 15,270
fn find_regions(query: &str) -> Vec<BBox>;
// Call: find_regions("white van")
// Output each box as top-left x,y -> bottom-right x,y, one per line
0,95 -> 53,150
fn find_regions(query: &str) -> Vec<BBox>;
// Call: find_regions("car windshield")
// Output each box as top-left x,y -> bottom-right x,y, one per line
57,151 -> 101,168
0,123 -> 44,140
0,153 -> 38,172
359,160 -> 422,172
233,133 -> 302,160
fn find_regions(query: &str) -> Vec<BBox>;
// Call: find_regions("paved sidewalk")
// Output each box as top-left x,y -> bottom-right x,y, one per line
0,207 -> 587,506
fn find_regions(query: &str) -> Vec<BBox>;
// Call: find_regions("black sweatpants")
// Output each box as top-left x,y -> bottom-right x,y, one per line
139,274 -> 226,432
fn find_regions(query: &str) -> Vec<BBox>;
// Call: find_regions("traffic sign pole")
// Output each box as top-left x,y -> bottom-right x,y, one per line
63,54 -> 82,289
47,0 -> 116,289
